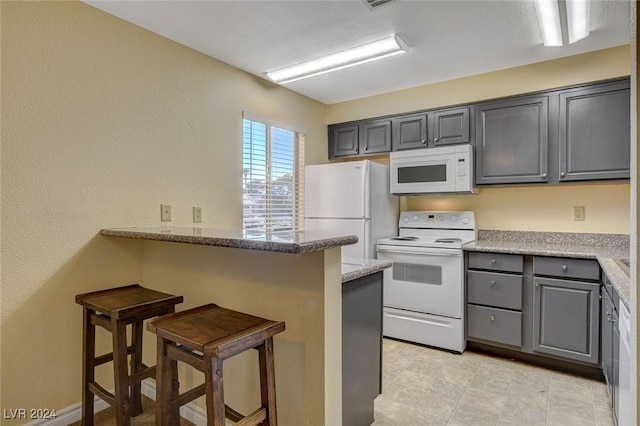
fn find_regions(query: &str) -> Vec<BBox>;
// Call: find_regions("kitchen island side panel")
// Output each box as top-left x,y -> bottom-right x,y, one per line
140,240 -> 342,426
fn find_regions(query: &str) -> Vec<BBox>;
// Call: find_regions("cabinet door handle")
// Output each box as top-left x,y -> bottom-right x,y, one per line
490,280 -> 496,286
535,282 -> 540,288
490,315 -> 496,322
491,259 -> 497,264
434,137 -> 439,142
542,173 -> 547,178
421,139 -> 427,144
560,171 -> 566,177
561,264 -> 568,271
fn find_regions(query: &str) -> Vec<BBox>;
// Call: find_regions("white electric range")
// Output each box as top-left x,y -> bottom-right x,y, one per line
376,211 -> 476,353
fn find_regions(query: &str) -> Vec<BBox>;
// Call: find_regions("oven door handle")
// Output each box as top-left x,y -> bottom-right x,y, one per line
377,246 -> 462,257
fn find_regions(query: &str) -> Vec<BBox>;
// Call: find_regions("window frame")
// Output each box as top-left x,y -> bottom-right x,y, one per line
242,111 -> 305,234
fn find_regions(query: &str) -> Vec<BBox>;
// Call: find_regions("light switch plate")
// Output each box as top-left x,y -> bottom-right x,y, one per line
161,204 -> 172,221
193,206 -> 202,223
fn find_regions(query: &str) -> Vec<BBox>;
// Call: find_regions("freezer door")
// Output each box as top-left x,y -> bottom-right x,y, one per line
305,218 -> 367,258
305,161 -> 368,219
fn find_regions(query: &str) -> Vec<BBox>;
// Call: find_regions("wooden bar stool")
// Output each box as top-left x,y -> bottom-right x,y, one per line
147,303 -> 285,426
76,284 -> 183,426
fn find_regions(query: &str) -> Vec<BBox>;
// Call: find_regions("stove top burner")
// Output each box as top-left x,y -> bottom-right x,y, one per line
434,238 -> 463,243
391,236 -> 419,241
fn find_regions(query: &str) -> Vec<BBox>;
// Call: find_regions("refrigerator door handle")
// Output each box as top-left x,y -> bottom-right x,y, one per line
362,161 -> 370,219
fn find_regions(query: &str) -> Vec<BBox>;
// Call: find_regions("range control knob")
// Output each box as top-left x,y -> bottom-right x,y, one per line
403,217 -> 409,224
462,217 -> 470,224
413,215 -> 419,221
451,215 -> 459,222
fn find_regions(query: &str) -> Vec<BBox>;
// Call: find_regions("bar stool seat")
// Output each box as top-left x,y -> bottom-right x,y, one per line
76,284 -> 183,426
147,303 -> 285,426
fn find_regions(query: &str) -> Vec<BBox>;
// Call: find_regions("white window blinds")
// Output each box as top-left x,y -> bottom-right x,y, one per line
242,112 -> 305,233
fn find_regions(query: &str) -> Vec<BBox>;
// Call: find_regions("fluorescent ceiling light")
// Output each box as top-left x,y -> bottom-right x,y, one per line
266,35 -> 409,84
566,0 -> 590,44
534,0 -> 563,46
534,0 -> 590,47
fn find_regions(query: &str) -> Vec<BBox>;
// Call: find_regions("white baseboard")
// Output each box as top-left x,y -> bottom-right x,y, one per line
24,379 -> 214,426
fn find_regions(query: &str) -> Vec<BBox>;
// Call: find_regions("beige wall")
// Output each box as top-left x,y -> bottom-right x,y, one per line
327,46 -> 632,234
0,1 -> 326,419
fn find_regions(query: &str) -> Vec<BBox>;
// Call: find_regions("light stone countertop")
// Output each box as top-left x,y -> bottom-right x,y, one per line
341,257 -> 392,283
463,230 -> 631,311
101,226 -> 357,254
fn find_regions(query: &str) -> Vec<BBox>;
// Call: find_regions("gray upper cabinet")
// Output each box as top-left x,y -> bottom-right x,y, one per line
433,107 -> 471,146
330,124 -> 359,158
393,113 -> 428,151
360,119 -> 392,155
533,277 -> 600,365
476,96 -> 549,185
329,120 -> 391,159
558,80 -> 630,181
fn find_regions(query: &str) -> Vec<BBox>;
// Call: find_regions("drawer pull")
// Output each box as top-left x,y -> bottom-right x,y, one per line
561,264 -> 568,271
491,259 -> 497,264
490,315 -> 496,322
490,280 -> 496,286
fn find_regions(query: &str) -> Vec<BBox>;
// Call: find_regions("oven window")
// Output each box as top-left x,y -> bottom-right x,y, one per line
397,164 -> 446,183
392,262 -> 442,285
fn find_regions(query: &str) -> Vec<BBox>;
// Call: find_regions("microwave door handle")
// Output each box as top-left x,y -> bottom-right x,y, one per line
377,247 -> 462,257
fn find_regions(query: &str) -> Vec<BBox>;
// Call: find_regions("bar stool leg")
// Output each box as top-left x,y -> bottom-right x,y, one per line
112,318 -> 131,426
259,337 -> 278,426
81,308 -> 96,426
156,337 -> 178,426
204,356 -> 225,426
130,321 -> 144,416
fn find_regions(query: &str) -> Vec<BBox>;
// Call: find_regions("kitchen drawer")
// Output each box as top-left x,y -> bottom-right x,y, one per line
467,270 -> 522,310
467,305 -> 522,347
533,256 -> 600,281
468,252 -> 523,273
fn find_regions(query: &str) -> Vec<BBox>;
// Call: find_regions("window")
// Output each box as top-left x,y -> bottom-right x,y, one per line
242,112 -> 305,233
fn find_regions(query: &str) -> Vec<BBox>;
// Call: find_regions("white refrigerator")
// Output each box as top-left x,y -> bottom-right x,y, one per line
305,160 -> 398,259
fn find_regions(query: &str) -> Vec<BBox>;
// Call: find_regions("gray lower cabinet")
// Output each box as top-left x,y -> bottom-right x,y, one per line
559,80 -> 630,182
342,272 -> 383,426
466,252 -> 524,349
467,252 -> 603,367
475,95 -> 549,185
393,113 -> 428,150
532,277 -> 600,364
601,276 -> 620,424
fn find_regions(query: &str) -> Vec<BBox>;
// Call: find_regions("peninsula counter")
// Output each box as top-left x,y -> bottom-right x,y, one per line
101,226 -> 359,425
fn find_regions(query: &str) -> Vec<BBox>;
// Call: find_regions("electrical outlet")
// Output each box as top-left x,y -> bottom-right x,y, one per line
161,204 -> 172,222
573,206 -> 585,221
193,206 -> 202,223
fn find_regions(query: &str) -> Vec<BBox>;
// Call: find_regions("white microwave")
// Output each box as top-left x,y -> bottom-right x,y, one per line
390,145 -> 476,195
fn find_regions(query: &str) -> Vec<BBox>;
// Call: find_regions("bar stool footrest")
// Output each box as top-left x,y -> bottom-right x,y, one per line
234,407 -> 266,426
88,382 -> 116,407
224,405 -> 245,422
130,365 -> 156,384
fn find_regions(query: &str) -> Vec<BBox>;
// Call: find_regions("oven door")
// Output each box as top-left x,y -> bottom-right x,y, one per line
377,244 -> 463,318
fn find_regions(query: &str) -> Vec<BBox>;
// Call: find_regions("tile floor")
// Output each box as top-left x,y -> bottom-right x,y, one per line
374,338 -> 615,426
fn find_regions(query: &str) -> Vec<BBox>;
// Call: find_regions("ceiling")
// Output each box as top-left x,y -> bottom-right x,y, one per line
84,0 -> 631,105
